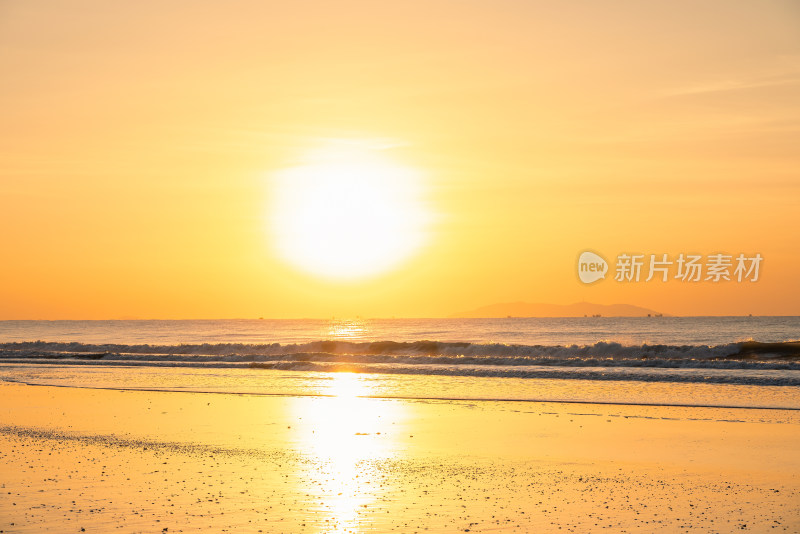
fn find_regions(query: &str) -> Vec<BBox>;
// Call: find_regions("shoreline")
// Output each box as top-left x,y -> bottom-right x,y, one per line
3,377 -> 800,411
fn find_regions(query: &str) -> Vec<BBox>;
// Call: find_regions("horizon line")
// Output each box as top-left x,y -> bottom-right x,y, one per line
2,314 -> 799,321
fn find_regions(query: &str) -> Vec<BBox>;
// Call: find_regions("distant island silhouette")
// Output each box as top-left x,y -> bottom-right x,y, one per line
451,301 -> 666,318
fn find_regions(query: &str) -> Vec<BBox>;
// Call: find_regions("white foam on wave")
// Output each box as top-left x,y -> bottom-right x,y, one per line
1,340 -> 799,387
1,354 -> 800,387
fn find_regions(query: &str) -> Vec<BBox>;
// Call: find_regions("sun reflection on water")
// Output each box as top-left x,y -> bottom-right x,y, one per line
327,319 -> 369,340
290,373 -> 404,533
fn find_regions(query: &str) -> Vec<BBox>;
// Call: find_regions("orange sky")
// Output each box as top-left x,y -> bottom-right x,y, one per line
1,0 -> 799,319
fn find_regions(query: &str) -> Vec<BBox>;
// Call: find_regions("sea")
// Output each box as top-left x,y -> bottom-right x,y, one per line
1,317 -> 799,410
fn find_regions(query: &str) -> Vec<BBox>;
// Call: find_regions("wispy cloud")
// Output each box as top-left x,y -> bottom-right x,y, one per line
659,70 -> 800,98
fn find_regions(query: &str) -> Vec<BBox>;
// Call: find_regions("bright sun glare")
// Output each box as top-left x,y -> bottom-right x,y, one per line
270,141 -> 430,280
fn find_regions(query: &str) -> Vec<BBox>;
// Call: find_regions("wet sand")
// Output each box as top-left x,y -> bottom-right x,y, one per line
1,380 -> 799,532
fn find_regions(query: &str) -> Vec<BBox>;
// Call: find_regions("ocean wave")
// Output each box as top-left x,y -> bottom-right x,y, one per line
0,340 -> 799,386
0,339 -> 798,361
0,357 -> 798,386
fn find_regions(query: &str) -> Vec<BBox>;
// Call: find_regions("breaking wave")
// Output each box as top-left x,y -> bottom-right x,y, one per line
1,340 -> 799,386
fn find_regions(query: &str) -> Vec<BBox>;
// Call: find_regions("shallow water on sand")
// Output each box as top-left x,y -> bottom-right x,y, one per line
2,364 -> 800,411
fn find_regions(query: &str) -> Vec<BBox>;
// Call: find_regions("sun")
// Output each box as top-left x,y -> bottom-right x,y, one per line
270,141 -> 430,280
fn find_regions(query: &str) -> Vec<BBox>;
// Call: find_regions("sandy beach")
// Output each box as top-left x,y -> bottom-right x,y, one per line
1,380 -> 798,533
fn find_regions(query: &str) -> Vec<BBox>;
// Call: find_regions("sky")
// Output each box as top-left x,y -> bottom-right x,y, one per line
1,0 -> 799,319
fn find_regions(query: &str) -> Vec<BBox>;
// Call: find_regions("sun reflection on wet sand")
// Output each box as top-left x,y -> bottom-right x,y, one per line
290,373 -> 405,532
